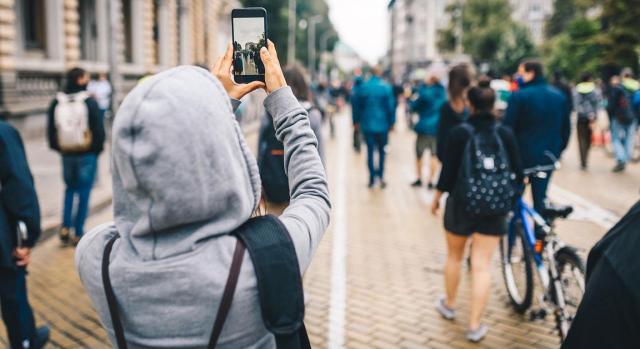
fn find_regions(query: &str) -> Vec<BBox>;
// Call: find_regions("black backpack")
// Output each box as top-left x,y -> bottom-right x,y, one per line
615,87 -> 636,125
102,215 -> 310,349
454,123 -> 518,217
258,106 -> 317,203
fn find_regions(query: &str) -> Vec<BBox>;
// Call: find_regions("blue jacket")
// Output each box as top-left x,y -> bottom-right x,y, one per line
410,83 -> 447,135
353,76 -> 396,133
0,121 -> 41,268
503,77 -> 571,168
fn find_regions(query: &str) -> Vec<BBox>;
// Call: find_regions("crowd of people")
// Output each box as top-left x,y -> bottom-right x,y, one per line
2,31 -> 640,347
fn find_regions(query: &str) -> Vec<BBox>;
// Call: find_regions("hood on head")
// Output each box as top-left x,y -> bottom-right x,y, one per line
111,66 -> 261,260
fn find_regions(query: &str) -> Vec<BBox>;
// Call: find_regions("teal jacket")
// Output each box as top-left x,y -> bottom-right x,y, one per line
410,83 -> 446,135
353,76 -> 396,133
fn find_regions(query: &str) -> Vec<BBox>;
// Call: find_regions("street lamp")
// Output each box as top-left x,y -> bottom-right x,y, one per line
307,15 -> 323,81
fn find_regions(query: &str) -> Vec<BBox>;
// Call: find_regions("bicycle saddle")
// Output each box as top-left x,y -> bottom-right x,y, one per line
542,204 -> 573,220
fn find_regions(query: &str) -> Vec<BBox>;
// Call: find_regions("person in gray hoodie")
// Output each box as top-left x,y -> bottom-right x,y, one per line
75,41 -> 330,348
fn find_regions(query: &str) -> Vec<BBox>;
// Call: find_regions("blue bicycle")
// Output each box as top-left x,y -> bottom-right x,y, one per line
500,161 -> 586,341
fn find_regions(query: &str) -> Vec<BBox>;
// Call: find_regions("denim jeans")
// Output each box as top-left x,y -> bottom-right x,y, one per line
611,118 -> 638,164
363,132 -> 389,183
62,154 -> 97,237
0,267 -> 36,349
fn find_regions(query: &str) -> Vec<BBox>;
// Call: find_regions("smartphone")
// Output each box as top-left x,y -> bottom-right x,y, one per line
231,8 -> 267,83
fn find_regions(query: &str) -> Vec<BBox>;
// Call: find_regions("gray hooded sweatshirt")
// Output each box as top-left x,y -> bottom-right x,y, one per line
75,66 -> 330,348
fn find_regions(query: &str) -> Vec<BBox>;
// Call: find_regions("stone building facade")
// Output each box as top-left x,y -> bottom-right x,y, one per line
0,0 -> 238,131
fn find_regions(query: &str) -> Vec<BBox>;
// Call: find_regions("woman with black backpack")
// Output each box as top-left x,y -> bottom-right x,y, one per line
430,80 -> 523,342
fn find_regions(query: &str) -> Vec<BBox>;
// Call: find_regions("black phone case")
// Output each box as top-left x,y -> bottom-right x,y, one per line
231,8 -> 267,83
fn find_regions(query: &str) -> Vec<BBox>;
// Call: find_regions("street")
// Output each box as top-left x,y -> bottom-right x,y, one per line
1,106 -> 635,349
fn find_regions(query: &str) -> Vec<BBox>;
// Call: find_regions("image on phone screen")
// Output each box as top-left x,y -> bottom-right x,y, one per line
232,16 -> 266,81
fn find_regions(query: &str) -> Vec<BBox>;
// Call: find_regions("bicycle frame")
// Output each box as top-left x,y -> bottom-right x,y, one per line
508,197 -> 551,290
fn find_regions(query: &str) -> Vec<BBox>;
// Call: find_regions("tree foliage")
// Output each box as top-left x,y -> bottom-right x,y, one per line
437,0 -> 537,75
545,18 -> 601,80
240,0 -> 339,67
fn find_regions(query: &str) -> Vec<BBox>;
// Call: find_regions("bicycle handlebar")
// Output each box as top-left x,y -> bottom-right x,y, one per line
523,152 -> 561,177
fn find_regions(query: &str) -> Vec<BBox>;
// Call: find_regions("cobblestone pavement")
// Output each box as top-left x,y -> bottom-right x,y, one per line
2,107 -> 637,348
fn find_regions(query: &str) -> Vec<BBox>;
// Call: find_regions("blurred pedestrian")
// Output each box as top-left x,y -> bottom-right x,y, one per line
352,66 -> 396,188
76,42 -> 330,348
606,70 -> 639,172
573,73 -> 602,170
503,60 -> 571,231
258,63 -> 324,206
436,64 -> 472,163
431,81 -> 523,343
562,200 -> 640,348
87,73 -> 112,122
47,68 -> 105,245
552,71 -> 574,112
0,121 -> 50,349
351,74 -> 364,152
409,75 -> 446,188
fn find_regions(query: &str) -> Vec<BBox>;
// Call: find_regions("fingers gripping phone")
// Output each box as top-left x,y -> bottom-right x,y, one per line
231,8 -> 267,83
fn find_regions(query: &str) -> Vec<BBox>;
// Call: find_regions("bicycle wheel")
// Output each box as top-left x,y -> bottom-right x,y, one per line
553,246 -> 586,340
500,222 -> 534,313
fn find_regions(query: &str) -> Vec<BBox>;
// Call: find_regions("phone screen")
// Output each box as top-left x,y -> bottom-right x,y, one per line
232,16 -> 266,81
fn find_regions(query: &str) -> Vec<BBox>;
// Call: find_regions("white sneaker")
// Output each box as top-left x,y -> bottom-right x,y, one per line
466,324 -> 488,342
435,296 -> 456,320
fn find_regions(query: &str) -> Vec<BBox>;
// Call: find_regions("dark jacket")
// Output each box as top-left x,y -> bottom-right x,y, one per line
352,76 -> 396,133
562,200 -> 640,349
409,83 -> 446,135
436,112 -> 523,194
503,77 -> 571,168
573,82 -> 600,121
436,102 -> 469,161
0,121 -> 41,268
46,85 -> 105,155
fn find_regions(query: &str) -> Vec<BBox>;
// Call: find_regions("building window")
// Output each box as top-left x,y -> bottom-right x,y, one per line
78,0 -> 99,60
153,0 -> 162,65
122,0 -> 133,63
20,0 -> 47,53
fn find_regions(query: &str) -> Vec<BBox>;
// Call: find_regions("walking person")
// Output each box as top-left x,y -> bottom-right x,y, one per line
436,64 -> 472,163
352,66 -> 396,188
0,121 -> 50,349
351,75 -> 364,152
409,75 -> 446,188
503,60 -> 571,225
47,68 -> 105,245
431,81 -> 523,343
76,42 -> 330,348
606,70 -> 639,172
573,73 -> 602,170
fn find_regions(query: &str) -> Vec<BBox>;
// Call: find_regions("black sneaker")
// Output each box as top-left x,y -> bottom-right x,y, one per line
59,227 -> 70,245
410,179 -> 422,187
612,162 -> 626,173
427,182 -> 435,190
32,326 -> 50,349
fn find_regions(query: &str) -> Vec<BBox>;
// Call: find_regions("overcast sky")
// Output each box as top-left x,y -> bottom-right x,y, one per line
326,0 -> 389,64
233,17 -> 264,46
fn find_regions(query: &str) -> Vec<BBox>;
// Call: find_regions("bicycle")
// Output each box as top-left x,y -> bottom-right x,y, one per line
500,160 -> 586,341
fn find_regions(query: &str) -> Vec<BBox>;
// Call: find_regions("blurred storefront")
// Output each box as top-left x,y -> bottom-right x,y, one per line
0,0 -> 237,134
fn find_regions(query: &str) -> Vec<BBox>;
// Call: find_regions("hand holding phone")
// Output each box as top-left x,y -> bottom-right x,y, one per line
231,8 -> 267,83
258,40 -> 287,94
213,43 -> 265,100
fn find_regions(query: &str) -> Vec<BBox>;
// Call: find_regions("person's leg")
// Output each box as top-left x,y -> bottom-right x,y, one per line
0,268 -> 24,349
15,268 -> 36,346
611,119 -> 627,166
623,120 -> 637,162
61,156 -> 77,229
443,232 -> 468,308
377,132 -> 389,182
364,133 -> 376,186
577,120 -> 590,168
530,172 -> 551,215
73,154 -> 98,238
469,233 -> 501,330
428,154 -> 440,186
414,135 -> 424,185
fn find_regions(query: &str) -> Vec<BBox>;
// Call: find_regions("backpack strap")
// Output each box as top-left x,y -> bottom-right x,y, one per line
233,215 -> 310,349
102,234 -> 246,349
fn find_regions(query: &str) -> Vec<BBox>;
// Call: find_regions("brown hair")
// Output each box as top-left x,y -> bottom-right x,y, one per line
448,64 -> 473,102
283,64 -> 311,101
467,78 -> 495,113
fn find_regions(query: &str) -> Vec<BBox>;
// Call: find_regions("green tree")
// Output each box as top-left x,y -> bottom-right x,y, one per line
545,18 -> 601,80
599,0 -> 640,73
437,0 -> 537,75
